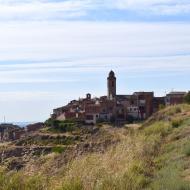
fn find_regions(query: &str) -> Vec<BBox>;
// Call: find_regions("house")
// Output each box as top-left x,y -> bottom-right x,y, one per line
0,123 -> 25,142
85,104 -> 101,124
51,71 -> 188,124
165,92 -> 187,106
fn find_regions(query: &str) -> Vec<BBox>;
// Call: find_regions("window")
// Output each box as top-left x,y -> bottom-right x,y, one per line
86,115 -> 93,120
112,81 -> 114,87
140,100 -> 146,105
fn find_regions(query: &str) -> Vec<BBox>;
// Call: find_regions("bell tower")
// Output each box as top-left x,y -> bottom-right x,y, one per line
107,70 -> 116,100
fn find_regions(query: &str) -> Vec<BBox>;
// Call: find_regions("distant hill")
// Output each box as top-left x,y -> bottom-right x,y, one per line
0,122 -> 39,128
12,121 -> 39,128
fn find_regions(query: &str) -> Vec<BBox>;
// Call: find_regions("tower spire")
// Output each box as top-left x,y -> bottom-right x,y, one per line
107,70 -> 116,100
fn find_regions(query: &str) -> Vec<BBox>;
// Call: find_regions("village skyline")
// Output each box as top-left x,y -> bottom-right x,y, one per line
51,70 -> 188,125
0,0 -> 190,122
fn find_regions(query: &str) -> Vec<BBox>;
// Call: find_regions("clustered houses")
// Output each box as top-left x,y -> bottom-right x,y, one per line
51,71 -> 187,124
0,124 -> 25,142
0,123 -> 44,142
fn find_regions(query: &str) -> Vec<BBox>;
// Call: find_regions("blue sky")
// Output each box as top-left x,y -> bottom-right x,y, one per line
0,0 -> 190,122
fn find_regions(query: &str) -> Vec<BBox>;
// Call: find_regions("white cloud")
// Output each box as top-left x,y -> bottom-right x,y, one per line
0,0 -> 189,21
0,21 -> 189,86
0,21 -> 189,60
105,0 -> 190,15
0,21 -> 189,94
0,20 -> 189,121
0,55 -> 190,88
0,0 -> 92,20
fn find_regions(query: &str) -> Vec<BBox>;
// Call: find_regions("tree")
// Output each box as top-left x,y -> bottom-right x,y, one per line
184,91 -> 190,104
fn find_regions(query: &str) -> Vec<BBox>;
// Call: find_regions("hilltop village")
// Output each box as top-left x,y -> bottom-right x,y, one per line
51,71 -> 187,124
0,70 -> 187,142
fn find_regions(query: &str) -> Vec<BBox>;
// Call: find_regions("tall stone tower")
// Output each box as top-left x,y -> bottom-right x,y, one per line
107,70 -> 116,100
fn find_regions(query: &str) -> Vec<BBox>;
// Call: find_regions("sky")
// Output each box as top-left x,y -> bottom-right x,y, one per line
0,0 -> 190,122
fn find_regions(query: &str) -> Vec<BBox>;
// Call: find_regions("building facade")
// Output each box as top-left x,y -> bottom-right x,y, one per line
51,71 -> 187,124
0,124 -> 25,142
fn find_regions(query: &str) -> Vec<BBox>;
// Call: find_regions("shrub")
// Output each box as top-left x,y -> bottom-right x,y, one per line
96,118 -> 106,124
98,171 -> 149,190
167,106 -> 182,116
159,104 -> 165,110
97,123 -> 103,128
143,134 -> 162,157
0,168 -> 49,190
150,164 -> 190,190
56,131 -> 161,190
60,178 -> 83,190
184,142 -> 190,156
44,118 -> 53,127
126,161 -> 150,185
175,107 -> 182,114
66,124 -> 77,132
52,146 -> 66,154
144,122 -> 171,137
48,120 -> 78,133
184,92 -> 190,104
171,118 -> 183,128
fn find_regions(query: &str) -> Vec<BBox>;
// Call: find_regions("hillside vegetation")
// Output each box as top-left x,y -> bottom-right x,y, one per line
1,104 -> 190,190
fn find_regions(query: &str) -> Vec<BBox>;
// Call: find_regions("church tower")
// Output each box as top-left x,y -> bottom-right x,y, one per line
107,70 -> 116,100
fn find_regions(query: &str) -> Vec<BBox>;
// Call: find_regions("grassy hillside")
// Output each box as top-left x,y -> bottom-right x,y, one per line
1,104 -> 190,190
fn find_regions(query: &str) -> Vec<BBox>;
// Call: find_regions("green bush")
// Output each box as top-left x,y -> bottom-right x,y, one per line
172,118 -> 183,128
167,106 -> 182,116
60,178 -> 83,190
184,92 -> 190,104
44,118 -> 53,127
175,107 -> 182,113
159,104 -> 165,110
184,142 -> 190,156
47,119 -> 78,133
151,164 -> 190,190
96,118 -> 106,124
144,122 -> 171,137
118,161 -> 149,190
0,168 -> 49,190
52,146 -> 66,154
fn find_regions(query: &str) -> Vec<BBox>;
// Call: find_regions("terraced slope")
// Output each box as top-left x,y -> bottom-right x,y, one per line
0,104 -> 190,190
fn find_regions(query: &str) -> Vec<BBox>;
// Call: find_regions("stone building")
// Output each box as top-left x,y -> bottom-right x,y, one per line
0,124 -> 25,142
51,71 -> 188,124
165,92 -> 186,106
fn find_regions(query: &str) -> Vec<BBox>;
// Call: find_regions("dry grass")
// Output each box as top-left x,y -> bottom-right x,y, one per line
1,104 -> 190,190
55,132 -> 160,190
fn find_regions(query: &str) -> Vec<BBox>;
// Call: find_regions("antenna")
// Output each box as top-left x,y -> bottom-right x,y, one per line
3,116 -> 6,123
